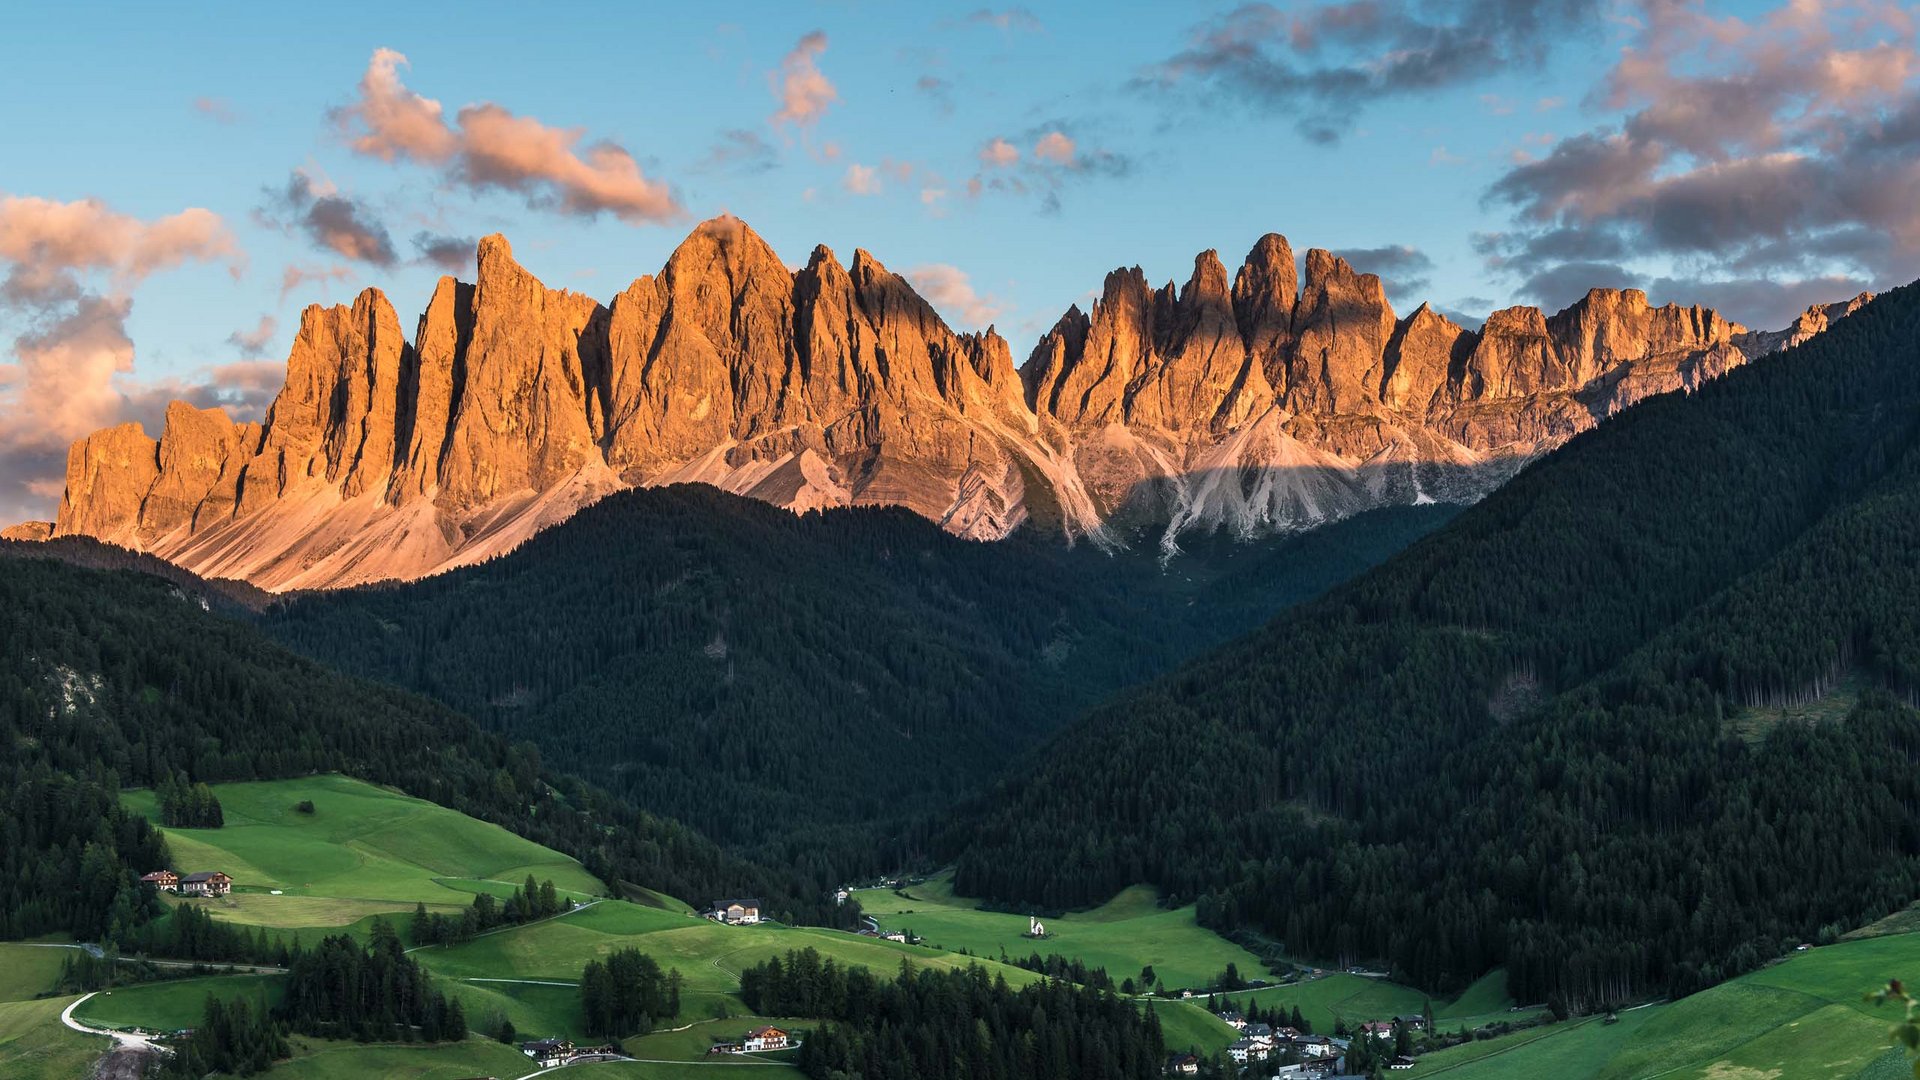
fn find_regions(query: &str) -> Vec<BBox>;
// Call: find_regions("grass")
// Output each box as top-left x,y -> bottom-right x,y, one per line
413,899 -> 1041,999
448,978 -> 591,1041
0,945 -> 75,1002
123,774 -> 604,926
264,1034 -> 535,1080
1411,931 -> 1920,1078
71,973 -> 283,1032
622,1016 -> 813,1060
1147,998 -> 1240,1055
0,997 -> 104,1080
856,875 -> 1269,990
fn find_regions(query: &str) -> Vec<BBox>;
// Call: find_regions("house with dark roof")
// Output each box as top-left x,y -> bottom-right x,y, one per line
703,898 -> 762,925
178,871 -> 231,897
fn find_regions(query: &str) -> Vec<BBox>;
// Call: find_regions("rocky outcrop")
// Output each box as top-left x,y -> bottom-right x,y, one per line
1,520 -> 52,541
31,218 -> 1864,590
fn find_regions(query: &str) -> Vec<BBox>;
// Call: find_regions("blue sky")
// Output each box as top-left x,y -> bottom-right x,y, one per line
2,0 -> 1915,519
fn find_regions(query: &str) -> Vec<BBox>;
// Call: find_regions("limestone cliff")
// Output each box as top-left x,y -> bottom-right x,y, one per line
34,218 -> 1865,590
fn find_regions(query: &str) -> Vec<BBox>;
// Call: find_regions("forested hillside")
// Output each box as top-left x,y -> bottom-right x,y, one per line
266,483 -> 1449,873
955,283 -> 1920,1009
0,556 -> 837,944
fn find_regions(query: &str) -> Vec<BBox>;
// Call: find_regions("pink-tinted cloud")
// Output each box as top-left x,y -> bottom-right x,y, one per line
770,31 -> 839,129
1483,0 -> 1920,326
193,96 -> 239,123
279,263 -> 356,300
1033,131 -> 1076,164
907,263 -> 1005,329
843,164 -> 882,196
334,48 -> 680,225
980,137 -> 1020,167
0,195 -> 242,519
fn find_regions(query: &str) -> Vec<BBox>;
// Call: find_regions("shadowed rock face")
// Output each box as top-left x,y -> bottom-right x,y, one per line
37,217 -> 1866,591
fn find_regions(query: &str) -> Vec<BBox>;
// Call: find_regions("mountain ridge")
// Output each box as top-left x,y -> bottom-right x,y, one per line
29,215 -> 1870,590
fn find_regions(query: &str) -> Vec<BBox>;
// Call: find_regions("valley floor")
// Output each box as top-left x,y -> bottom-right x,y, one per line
5,775 -> 1917,1079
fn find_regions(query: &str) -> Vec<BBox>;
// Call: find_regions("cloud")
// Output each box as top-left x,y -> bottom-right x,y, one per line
334,48 -> 680,225
1480,0 -> 1920,327
226,315 -> 279,359
957,8 -> 1044,32
979,137 -> 1020,168
769,31 -> 838,129
0,195 -> 240,520
1033,131 -> 1075,165
1331,244 -> 1435,302
1139,0 -> 1599,142
843,164 -> 882,196
907,264 -> 1005,328
264,170 -> 398,266
917,75 -> 955,114
697,128 -> 778,174
279,263 -> 356,300
192,96 -> 238,123
411,231 -> 474,272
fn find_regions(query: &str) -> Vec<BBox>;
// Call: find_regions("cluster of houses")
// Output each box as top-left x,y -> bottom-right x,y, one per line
708,1025 -> 795,1054
139,870 -> 232,897
519,1038 -> 620,1069
701,898 -> 763,925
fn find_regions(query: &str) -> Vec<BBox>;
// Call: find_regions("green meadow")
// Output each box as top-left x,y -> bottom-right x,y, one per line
0,997 -> 104,1080
23,775 -> 1920,1079
1411,931 -> 1920,1079
72,972 -> 284,1032
856,874 -> 1268,990
0,944 -> 76,1002
123,775 -> 604,928
1208,969 -> 1533,1036
257,1034 -> 539,1080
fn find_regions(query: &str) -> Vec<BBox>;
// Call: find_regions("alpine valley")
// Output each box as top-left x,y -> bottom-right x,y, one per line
5,217 -> 1916,1080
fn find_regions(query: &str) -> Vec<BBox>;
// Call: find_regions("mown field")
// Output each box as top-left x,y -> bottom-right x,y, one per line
856,875 -> 1268,991
1410,931 -> 1920,1078
123,774 -> 604,933
1207,969 -> 1534,1036
0,945 -> 104,1080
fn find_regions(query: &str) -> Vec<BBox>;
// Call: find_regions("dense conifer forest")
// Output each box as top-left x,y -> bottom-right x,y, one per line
265,484 -> 1448,874
956,283 -> 1920,1009
742,947 -> 1166,1080
0,553 -> 845,945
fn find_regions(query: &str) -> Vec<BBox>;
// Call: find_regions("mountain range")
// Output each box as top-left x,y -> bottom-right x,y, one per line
14,216 -> 1871,590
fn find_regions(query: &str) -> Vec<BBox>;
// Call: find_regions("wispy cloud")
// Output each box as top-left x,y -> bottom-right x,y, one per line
769,31 -> 839,130
334,48 -> 681,225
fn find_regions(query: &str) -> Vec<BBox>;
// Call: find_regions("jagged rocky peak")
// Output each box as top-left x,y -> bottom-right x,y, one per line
1285,248 -> 1396,416
30,218 -> 1876,592
1382,303 -> 1474,416
1232,233 -> 1298,387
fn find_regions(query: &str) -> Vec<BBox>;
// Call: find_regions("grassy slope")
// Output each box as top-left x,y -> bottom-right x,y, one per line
0,945 -> 75,1002
3,777 -> 1242,1075
1411,932 -> 1920,1079
0,998 -> 103,1080
262,1035 -> 536,1080
856,875 -> 1268,989
121,774 -> 605,950
73,973 -> 284,1031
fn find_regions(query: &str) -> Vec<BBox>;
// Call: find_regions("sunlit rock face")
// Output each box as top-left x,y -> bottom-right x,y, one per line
40,217 -> 1862,590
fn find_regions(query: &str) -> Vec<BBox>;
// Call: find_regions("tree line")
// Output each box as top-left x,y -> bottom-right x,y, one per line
954,283 -> 1920,1008
408,875 -> 566,946
0,550 -> 848,951
741,947 -> 1167,1080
